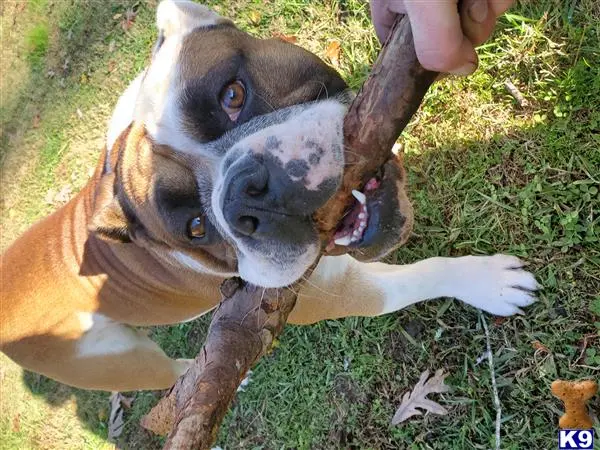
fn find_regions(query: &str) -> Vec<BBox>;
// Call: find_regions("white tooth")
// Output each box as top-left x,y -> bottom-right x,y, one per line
358,213 -> 365,220
334,235 -> 352,246
352,190 -> 366,204
353,229 -> 361,238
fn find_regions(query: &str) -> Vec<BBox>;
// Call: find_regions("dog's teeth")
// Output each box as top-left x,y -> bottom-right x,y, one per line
352,190 -> 366,204
334,235 -> 352,246
353,229 -> 362,238
358,213 -> 365,220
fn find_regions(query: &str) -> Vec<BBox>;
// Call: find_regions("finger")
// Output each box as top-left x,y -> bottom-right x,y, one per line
404,0 -> 478,74
369,1 -> 399,43
460,0 -> 497,46
488,0 -> 514,17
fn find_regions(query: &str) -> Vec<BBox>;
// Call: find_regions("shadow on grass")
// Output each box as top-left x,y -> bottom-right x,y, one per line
0,0 -> 142,164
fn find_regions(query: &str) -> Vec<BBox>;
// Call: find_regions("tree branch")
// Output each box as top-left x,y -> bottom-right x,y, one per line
141,14 -> 436,449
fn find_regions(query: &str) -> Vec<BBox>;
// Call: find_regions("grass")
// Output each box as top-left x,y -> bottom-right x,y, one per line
1,0 -> 599,448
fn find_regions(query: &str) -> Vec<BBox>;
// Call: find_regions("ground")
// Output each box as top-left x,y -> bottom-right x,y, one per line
0,0 -> 599,448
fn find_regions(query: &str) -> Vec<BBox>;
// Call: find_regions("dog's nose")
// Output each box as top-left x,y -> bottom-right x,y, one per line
222,155 -> 317,241
225,159 -> 269,236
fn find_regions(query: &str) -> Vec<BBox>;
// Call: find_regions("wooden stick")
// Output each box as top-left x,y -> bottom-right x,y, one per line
141,14 -> 437,449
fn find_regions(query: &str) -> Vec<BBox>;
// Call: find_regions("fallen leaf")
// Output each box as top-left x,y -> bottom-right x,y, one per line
532,340 -> 550,353
32,114 -> 41,128
121,9 -> 137,32
54,185 -> 72,204
12,413 -> 20,432
326,41 -> 341,67
272,32 -> 297,44
248,10 -> 262,25
45,185 -> 73,206
391,369 -> 450,425
493,316 -> 506,326
108,392 -> 134,442
45,188 -> 57,205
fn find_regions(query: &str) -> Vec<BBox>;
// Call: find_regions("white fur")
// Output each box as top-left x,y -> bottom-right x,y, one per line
309,254 -> 538,317
106,71 -> 145,152
156,0 -> 225,38
167,249 -> 237,277
76,313 -> 159,358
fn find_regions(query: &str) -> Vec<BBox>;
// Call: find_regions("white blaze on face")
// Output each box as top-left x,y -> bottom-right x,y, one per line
238,100 -> 346,191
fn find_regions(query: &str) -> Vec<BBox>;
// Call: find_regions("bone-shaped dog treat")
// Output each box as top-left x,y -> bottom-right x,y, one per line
551,379 -> 598,429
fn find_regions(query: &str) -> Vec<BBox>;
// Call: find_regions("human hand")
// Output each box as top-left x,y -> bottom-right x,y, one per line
370,0 -> 514,75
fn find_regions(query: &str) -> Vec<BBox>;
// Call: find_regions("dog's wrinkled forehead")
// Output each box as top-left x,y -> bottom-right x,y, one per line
176,27 -> 347,142
140,0 -> 347,149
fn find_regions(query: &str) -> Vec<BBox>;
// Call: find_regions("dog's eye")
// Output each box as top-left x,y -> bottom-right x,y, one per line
187,215 -> 206,239
220,81 -> 245,121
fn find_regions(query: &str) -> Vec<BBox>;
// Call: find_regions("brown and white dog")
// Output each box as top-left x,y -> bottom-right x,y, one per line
1,1 -> 539,392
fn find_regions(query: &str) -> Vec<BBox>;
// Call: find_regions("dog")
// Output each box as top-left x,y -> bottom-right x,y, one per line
0,0 -> 539,392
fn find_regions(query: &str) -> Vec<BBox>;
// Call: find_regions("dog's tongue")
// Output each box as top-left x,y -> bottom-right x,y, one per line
325,177 -> 381,251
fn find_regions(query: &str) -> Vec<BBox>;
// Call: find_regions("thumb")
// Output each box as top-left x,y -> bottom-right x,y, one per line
405,0 -> 478,74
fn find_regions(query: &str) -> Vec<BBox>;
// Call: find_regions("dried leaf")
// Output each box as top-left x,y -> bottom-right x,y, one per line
108,392 -> 134,442
121,9 -> 137,32
45,185 -> 73,206
532,340 -> 550,353
248,10 -> 262,25
54,185 -> 72,204
392,369 -> 449,425
272,32 -> 297,44
32,114 -> 41,128
326,41 -> 341,67
44,188 -> 57,205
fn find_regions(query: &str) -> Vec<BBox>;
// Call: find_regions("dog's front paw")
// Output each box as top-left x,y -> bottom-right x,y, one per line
453,254 -> 540,316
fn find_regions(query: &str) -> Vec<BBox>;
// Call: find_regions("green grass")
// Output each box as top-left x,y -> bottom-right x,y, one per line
1,0 -> 599,449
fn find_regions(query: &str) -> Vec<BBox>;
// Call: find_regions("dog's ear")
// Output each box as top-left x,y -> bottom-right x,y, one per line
155,0 -> 232,41
89,173 -> 132,244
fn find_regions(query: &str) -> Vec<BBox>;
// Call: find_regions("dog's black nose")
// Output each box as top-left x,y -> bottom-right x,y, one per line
224,158 -> 269,236
222,155 -> 323,242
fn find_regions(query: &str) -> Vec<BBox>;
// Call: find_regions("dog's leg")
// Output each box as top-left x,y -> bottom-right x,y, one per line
4,313 -> 191,392
289,254 -> 538,324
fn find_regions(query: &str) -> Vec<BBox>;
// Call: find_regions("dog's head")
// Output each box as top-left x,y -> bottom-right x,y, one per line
92,0 -> 413,287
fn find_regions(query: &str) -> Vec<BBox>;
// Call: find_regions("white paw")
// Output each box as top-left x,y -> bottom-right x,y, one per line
451,254 -> 539,316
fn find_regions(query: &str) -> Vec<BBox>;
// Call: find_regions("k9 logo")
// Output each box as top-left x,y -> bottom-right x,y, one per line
558,429 -> 595,449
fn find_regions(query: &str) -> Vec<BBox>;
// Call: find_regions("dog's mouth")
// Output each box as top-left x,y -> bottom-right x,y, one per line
325,176 -> 382,251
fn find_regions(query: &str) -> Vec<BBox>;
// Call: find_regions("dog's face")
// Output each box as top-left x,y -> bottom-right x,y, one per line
93,0 -> 413,287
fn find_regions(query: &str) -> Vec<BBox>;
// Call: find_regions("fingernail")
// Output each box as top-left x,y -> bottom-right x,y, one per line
469,0 -> 489,23
449,62 -> 477,76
